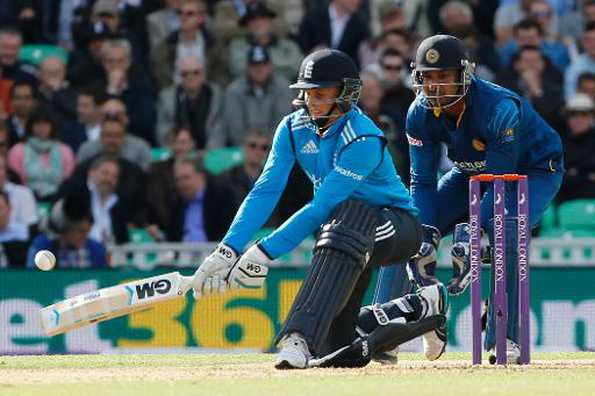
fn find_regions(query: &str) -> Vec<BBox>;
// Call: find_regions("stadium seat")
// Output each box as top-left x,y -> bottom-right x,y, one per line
557,199 -> 595,231
151,147 -> 171,162
539,204 -> 557,232
19,44 -> 68,65
128,228 -> 155,243
37,202 -> 52,219
204,147 -> 244,175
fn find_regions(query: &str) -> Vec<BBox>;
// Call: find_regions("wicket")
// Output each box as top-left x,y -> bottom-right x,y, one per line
469,173 -> 530,365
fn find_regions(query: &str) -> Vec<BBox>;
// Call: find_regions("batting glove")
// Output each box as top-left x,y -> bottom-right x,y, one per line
192,243 -> 238,299
227,244 -> 270,289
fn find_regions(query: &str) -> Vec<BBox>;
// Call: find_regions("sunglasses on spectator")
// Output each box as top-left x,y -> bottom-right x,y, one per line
531,11 -> 552,18
180,69 -> 202,77
103,111 -> 125,121
568,110 -> 593,117
246,142 -> 270,151
97,12 -> 117,18
382,64 -> 403,71
177,10 -> 199,17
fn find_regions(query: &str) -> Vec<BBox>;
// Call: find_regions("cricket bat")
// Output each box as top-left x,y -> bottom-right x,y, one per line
40,272 -> 193,336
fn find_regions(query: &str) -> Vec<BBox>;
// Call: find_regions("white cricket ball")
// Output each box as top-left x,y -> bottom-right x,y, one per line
35,250 -> 56,271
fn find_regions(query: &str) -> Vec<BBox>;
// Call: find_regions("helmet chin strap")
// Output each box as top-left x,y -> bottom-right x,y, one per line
313,103 -> 340,130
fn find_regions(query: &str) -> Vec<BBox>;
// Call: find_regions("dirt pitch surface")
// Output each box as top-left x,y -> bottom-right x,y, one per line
1,352 -> 595,396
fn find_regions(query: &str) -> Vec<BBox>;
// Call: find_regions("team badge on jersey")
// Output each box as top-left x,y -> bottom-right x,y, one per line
472,139 -> 486,151
502,128 -> 514,142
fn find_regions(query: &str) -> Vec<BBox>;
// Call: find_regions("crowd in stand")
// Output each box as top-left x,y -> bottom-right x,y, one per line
0,0 -> 592,268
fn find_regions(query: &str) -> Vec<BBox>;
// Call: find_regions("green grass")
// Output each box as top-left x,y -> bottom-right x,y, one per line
1,352 -> 594,396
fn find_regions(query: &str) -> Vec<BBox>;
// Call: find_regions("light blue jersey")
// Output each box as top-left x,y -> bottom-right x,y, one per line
222,106 -> 416,258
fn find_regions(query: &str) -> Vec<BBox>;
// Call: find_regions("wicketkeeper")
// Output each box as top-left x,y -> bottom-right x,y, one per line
191,49 -> 448,369
377,35 -> 564,363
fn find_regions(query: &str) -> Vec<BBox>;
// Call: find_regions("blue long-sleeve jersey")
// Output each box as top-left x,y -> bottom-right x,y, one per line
222,106 -> 416,258
407,77 -> 563,227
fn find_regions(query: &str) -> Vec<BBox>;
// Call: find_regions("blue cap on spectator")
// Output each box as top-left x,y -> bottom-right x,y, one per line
248,45 -> 270,65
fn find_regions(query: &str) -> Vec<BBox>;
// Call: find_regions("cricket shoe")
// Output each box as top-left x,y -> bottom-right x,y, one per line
274,332 -> 312,369
417,283 -> 449,360
372,346 -> 399,365
488,339 -> 521,365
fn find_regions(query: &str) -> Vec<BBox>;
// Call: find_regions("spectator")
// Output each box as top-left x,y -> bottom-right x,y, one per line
62,87 -> 105,153
493,0 -> 534,46
27,195 -> 108,269
497,45 -> 564,130
428,0 -> 499,40
0,124 -> 10,158
499,19 -> 570,73
557,93 -> 595,202
85,156 -> 135,244
72,0 -> 147,66
378,29 -> 415,67
7,109 -> 75,201
0,154 -> 38,231
221,129 -> 271,208
577,72 -> 595,102
223,45 -> 292,146
559,0 -> 595,42
228,2 -> 302,82
0,28 -> 36,85
166,155 -> 236,242
358,2 -> 413,69
376,49 -> 415,129
439,1 -> 501,80
372,0 -> 431,38
146,127 -> 196,240
60,118 -> 148,234
358,69 -> 409,183
297,0 -> 370,67
67,22 -> 113,88
528,0 -> 561,41
37,57 -> 78,125
156,56 -> 224,148
0,72 -> 12,119
0,1 -> 52,44
565,22 -> 595,99
100,39 -> 156,145
147,0 -> 182,55
151,0 -> 222,88
56,0 -> 85,50
77,98 -> 151,171
5,81 -> 37,146
0,191 -> 29,268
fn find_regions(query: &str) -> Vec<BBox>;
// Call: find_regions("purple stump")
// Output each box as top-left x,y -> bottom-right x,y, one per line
493,177 -> 508,365
517,177 -> 530,364
469,178 -> 482,365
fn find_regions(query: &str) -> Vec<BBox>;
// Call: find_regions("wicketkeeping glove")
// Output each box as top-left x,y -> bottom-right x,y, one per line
406,224 -> 441,288
447,223 -> 471,296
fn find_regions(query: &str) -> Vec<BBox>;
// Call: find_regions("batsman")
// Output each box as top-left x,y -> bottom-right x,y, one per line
191,49 -> 449,369
376,35 -> 564,363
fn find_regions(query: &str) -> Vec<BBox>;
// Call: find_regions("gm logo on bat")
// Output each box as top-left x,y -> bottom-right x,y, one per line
135,279 -> 172,300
